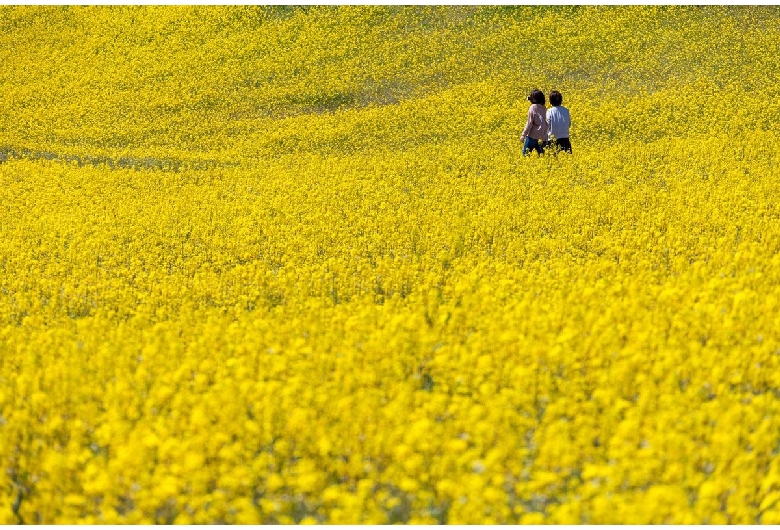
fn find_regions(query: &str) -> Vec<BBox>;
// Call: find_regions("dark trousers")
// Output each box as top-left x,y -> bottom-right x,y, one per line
544,137 -> 572,154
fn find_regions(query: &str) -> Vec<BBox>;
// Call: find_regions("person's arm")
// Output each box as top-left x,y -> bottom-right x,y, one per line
520,107 -> 533,139
544,111 -> 549,140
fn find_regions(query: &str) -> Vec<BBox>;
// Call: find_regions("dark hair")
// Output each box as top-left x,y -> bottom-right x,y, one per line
527,89 -> 545,105
549,90 -> 563,106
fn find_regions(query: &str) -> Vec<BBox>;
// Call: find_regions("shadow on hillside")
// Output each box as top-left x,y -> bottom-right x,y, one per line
0,146 -> 238,172
234,76 -> 448,120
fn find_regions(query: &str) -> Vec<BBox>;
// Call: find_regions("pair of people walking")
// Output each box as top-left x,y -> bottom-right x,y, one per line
520,89 -> 572,156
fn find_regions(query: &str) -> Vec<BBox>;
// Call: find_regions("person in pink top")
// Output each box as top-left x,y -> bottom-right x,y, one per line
520,89 -> 549,156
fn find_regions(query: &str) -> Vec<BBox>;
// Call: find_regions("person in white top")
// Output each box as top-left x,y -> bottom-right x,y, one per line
545,90 -> 572,154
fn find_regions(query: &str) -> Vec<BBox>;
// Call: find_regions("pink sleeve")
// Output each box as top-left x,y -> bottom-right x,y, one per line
521,107 -> 533,137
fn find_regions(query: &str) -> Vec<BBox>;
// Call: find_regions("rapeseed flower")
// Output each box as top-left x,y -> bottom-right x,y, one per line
3,4 -> 780,524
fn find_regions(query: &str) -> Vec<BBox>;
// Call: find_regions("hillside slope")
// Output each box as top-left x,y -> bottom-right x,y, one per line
2,6 -> 779,162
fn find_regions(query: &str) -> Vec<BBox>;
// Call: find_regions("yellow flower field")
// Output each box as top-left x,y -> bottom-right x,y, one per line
2,5 -> 780,524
